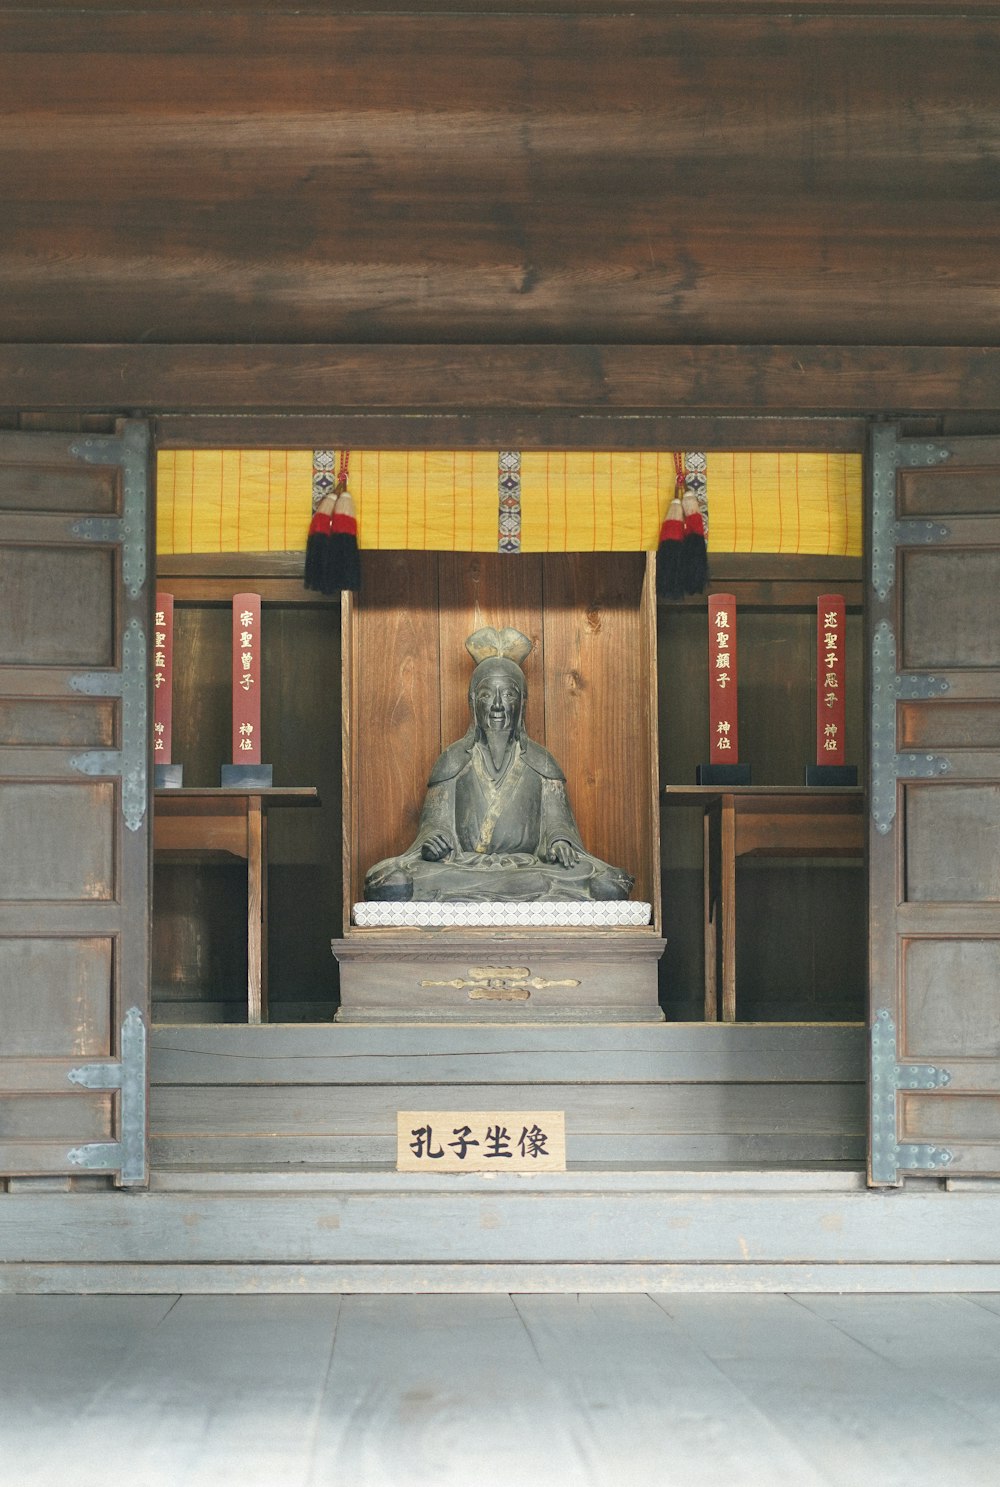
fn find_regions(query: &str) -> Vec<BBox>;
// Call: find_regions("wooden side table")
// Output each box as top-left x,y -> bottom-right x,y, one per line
661,786 -> 864,1023
153,788 -> 320,1023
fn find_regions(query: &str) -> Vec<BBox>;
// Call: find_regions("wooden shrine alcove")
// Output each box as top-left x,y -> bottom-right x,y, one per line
333,548 -> 665,1022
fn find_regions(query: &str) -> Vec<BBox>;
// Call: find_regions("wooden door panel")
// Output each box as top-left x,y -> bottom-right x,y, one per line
869,425 -> 1000,1184
902,938 -> 1000,1060
0,695 -> 117,747
898,448 -> 1000,518
0,1092 -> 113,1141
0,937 -> 114,1056
0,782 -> 116,900
0,546 -> 116,665
898,700 -> 1000,751
900,549 -> 1000,668
0,422 -> 151,1185
904,784 -> 1000,902
902,1095 -> 1000,1143
0,432 -> 121,514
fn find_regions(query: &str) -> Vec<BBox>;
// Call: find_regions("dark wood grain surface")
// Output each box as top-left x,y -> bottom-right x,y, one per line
0,9 -> 998,351
2,346 -> 999,415
543,552 -> 656,909
436,553 -> 546,751
348,553 -> 441,912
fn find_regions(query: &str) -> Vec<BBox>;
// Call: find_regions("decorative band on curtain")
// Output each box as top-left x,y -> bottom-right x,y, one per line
156,449 -> 862,558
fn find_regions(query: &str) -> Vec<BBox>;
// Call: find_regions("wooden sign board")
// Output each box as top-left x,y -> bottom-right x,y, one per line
232,591 -> 262,764
397,1111 -> 567,1173
709,592 -> 739,762
153,592 -> 174,763
817,593 -> 846,765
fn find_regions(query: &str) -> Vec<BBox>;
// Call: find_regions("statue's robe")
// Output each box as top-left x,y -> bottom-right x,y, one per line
364,728 -> 632,902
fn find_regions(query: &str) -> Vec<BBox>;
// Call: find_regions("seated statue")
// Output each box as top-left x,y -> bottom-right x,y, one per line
364,626 -> 634,903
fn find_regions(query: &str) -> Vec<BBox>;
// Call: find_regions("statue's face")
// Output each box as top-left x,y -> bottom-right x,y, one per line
472,665 -> 523,738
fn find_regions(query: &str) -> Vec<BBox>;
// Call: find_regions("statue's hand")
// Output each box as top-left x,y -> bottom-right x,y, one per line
421,833 -> 453,862
549,840 -> 581,869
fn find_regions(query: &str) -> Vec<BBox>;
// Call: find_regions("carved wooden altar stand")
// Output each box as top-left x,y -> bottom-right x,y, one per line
332,551 -> 665,1022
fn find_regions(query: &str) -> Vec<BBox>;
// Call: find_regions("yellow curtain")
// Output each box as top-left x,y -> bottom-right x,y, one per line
156,449 -> 862,557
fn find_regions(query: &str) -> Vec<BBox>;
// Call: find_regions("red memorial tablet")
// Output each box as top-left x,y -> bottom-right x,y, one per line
709,593 -> 739,765
817,594 -> 846,767
232,592 -> 262,766
153,593 -> 174,765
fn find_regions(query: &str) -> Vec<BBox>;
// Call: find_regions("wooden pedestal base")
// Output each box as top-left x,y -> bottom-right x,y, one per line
333,930 -> 666,1022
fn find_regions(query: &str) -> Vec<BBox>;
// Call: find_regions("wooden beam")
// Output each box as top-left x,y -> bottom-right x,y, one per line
11,1261 -> 1000,1295
2,12 -> 999,346
13,3 -> 1000,14
1,345 -> 998,415
156,413 -> 868,452
6,1183 -> 1000,1267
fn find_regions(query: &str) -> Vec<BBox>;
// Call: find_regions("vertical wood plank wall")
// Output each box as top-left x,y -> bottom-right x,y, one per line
346,552 -> 658,920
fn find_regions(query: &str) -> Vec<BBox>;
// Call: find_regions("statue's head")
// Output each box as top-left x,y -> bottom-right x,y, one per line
465,627 -> 532,746
469,656 -> 526,742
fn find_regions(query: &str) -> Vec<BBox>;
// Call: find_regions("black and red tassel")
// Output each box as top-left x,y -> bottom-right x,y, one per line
680,482 -> 709,596
656,454 -> 687,601
304,451 -> 360,595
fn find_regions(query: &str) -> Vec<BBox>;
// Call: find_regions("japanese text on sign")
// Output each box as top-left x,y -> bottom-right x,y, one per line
231,593 -> 262,765
708,593 -> 739,763
153,593 -> 174,760
396,1111 -> 567,1172
816,594 -> 846,765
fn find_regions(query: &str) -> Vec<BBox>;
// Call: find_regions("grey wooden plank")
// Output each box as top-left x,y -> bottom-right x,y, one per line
9,1263 -> 1000,1296
6,1176 -> 72,1192
792,1293 -> 1000,1430
149,1022 -> 866,1085
653,1294 -> 996,1487
5,1296 -> 997,1487
0,1295 -> 179,1480
8,1296 -> 341,1487
146,1167 -> 869,1193
510,1294 -> 827,1486
4,1188 -> 1000,1266
305,1294 -> 588,1487
152,1001 -> 334,1026
149,1129 -> 865,1168
965,1291 -> 1000,1316
149,1080 -> 865,1136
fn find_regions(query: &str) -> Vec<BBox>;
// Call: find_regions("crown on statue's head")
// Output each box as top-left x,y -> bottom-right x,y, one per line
465,626 -> 533,668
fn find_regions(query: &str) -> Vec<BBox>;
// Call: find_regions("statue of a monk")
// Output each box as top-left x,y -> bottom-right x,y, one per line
364,626 -> 634,903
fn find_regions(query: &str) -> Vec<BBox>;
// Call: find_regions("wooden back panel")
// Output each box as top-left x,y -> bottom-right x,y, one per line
542,553 -> 658,910
344,552 -> 659,927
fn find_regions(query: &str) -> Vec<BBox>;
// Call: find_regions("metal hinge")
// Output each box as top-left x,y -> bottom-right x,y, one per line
68,618 -> 148,832
870,425 -> 951,602
870,621 -> 951,833
870,1009 -> 953,1185
66,1006 -> 147,1186
69,424 -> 149,599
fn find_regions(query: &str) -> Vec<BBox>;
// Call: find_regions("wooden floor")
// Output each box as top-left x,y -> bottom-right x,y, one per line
3,1294 -> 999,1485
